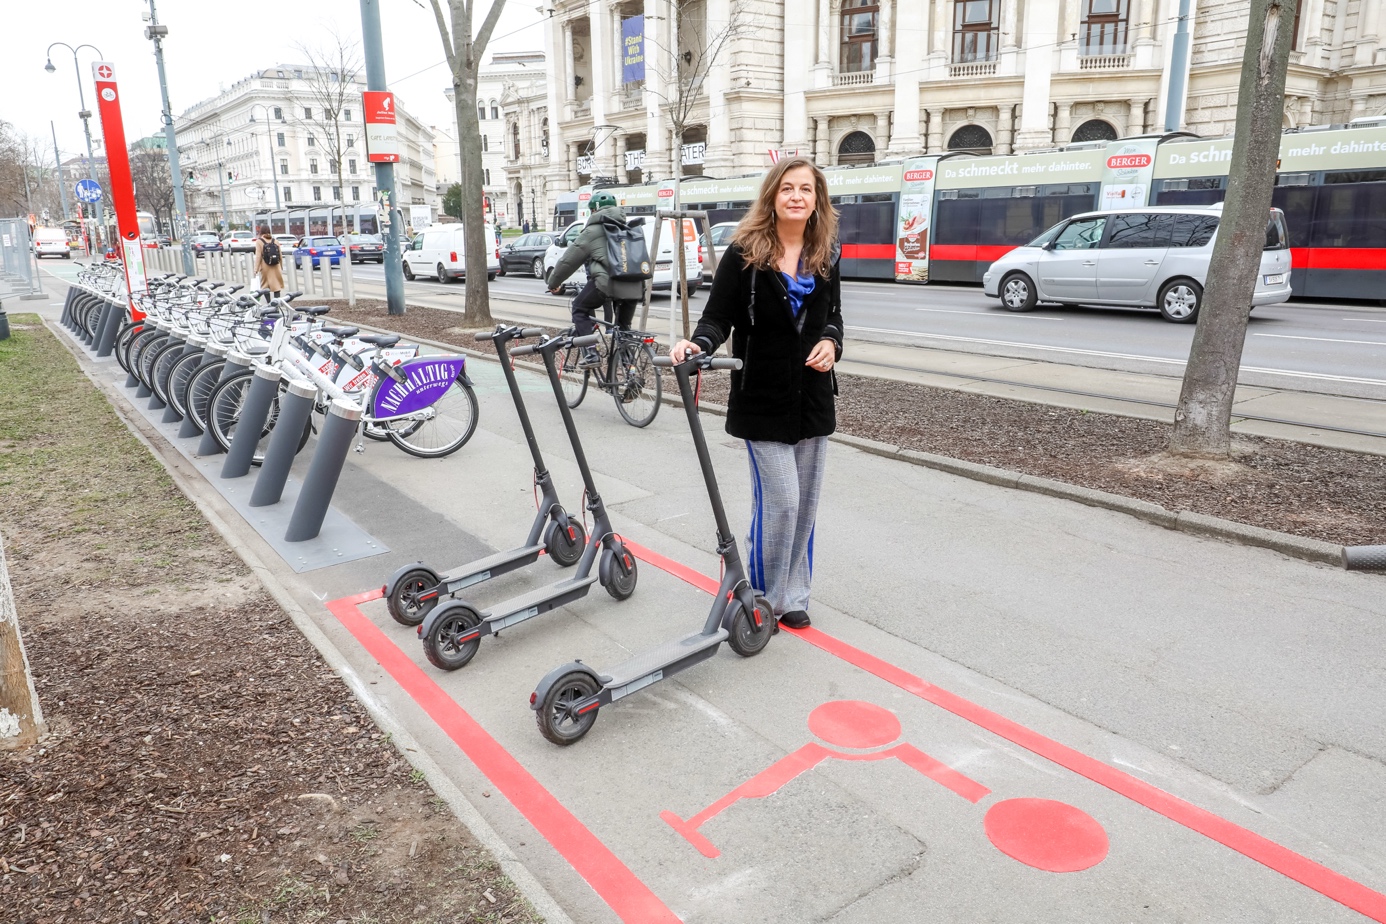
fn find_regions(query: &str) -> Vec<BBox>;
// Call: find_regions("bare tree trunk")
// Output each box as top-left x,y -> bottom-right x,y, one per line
0,533 -> 45,751
1168,0 -> 1297,458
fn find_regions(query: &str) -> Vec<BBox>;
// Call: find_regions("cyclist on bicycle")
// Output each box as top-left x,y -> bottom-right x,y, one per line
546,190 -> 645,367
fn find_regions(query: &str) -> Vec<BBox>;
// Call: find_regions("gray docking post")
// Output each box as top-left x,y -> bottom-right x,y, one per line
197,349 -> 253,456
250,379 -> 318,508
221,364 -> 282,479
61,288 -> 77,329
1343,546 -> 1386,571
284,398 -> 361,542
177,341 -> 224,438
95,297 -> 123,357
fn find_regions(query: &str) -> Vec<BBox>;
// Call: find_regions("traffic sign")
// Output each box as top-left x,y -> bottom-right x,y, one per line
75,179 -> 103,204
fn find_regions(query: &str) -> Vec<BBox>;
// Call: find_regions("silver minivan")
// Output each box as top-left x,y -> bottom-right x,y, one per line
982,205 -> 1293,323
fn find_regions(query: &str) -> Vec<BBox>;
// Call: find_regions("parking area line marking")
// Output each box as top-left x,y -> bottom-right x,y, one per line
329,543 -> 1386,923
1255,333 -> 1386,347
914,307 -> 1064,321
326,589 -> 681,924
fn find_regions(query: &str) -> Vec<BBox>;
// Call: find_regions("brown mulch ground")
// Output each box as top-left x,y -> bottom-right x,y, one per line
315,299 -> 1386,547
0,318 -> 542,923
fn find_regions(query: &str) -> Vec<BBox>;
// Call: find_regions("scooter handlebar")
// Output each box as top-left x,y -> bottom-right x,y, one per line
571,333 -> 600,348
509,342 -> 539,356
654,354 -> 742,371
474,326 -> 547,342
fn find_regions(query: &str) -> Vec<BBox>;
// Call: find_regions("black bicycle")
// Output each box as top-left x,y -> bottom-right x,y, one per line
556,318 -> 662,428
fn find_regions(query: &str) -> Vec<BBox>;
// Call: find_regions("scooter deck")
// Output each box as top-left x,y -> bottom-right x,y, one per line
600,628 -> 729,701
482,574 -> 600,633
441,544 -> 545,594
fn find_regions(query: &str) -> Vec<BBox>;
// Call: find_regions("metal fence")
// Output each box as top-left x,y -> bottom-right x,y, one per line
0,219 -> 44,301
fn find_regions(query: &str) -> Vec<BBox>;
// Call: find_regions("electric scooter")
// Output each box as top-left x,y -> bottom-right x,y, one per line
382,326 -> 588,626
530,352 -> 773,745
416,331 -> 639,670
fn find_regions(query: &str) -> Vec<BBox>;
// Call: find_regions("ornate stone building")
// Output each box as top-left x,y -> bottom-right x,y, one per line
526,0 -> 1386,217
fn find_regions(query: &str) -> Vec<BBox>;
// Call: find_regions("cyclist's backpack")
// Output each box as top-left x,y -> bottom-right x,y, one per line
262,239 -> 281,266
601,217 -> 653,281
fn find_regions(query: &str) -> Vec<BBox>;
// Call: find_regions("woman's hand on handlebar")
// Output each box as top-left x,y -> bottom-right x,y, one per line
670,339 -> 702,363
806,339 -> 835,372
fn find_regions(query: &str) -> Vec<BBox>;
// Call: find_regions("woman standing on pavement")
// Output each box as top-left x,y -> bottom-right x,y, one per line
671,157 -> 843,629
252,226 -> 285,297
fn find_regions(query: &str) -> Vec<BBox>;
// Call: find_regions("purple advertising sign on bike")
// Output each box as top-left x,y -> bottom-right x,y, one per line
374,356 -> 468,420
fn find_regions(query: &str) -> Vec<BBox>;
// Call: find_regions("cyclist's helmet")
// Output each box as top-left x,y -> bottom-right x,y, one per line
589,190 -> 619,211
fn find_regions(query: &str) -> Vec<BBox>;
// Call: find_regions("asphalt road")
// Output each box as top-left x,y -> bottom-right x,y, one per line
344,263 -> 1386,397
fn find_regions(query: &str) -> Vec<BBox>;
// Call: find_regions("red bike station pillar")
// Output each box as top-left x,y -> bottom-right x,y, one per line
90,60 -> 147,357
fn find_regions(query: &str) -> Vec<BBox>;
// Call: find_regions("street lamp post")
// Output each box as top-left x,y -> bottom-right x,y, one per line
45,42 -> 106,252
143,0 -> 193,274
199,134 -> 232,232
248,104 -> 284,231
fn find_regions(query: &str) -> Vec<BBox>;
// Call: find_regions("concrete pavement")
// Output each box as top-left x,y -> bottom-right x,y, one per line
37,273 -> 1386,923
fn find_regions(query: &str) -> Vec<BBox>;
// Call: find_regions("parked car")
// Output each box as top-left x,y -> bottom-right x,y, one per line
190,233 -> 223,254
273,233 -> 300,251
293,236 -> 344,268
223,230 -> 257,253
340,233 -> 385,264
982,205 -> 1293,323
543,215 -> 703,294
32,227 -> 71,259
402,223 -> 499,282
706,221 -> 738,249
498,232 -> 557,278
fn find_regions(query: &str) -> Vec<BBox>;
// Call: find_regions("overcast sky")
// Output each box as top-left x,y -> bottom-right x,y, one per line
2,0 -> 549,163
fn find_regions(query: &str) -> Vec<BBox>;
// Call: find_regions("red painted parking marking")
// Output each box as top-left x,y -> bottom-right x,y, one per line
985,798 -> 1110,873
326,590 -> 680,924
788,625 -> 1386,922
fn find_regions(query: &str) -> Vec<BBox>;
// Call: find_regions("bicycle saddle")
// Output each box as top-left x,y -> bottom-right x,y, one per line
322,326 -> 359,339
300,305 -> 331,316
358,333 -> 400,348
243,342 -> 270,356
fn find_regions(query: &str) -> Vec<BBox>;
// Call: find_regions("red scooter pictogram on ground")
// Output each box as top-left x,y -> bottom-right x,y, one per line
661,700 -> 1110,873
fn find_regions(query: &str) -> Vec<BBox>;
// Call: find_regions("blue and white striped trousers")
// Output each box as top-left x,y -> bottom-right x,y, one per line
744,436 -> 828,615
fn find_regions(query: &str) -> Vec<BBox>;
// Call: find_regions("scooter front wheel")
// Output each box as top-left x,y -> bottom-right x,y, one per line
387,568 -> 439,626
727,595 -> 775,657
544,519 -> 586,568
536,671 -> 600,745
600,546 -> 638,600
422,603 -> 483,671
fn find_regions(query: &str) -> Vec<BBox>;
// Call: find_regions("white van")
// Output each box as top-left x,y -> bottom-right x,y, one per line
33,227 -> 71,259
543,215 -> 703,293
402,223 -> 499,283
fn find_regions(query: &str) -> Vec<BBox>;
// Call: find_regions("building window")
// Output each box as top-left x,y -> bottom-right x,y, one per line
349,158 -> 357,174
273,106 -> 283,120
312,186 -> 322,201
837,131 -> 876,165
346,134 -> 355,148
307,134 -> 316,147
276,132 -> 286,147
482,134 -> 489,152
284,187 -> 292,202
279,160 -> 289,175
304,107 -> 313,119
1072,119 -> 1118,143
542,118 -> 550,159
352,186 -> 361,201
478,103 -> 487,121
332,186 -> 341,200
294,69 -> 303,79
512,123 -> 521,159
953,0 -> 999,63
310,160 -> 319,174
490,101 -> 499,120
840,0 -> 879,73
948,124 -> 994,154
484,168 -> 492,185
1080,0 -> 1129,55
343,109 -> 352,121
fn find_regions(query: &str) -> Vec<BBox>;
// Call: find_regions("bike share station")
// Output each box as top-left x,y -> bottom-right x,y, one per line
37,59 -> 1386,924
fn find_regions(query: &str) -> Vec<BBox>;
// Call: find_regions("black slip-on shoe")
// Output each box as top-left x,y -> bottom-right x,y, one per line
780,610 -> 810,629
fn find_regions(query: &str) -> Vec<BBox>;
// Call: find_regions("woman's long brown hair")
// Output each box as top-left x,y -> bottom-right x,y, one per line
731,156 -> 839,277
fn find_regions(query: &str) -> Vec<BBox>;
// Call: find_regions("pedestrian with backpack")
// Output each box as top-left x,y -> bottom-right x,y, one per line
546,190 -> 651,366
669,157 -> 843,630
253,226 -> 284,296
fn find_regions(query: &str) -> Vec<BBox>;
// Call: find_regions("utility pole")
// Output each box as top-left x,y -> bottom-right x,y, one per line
45,43 -> 107,249
1163,0 -> 1193,131
360,0 -> 405,315
50,122 -> 70,221
144,0 -> 193,273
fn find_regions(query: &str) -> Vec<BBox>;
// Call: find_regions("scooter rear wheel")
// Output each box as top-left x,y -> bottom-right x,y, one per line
727,595 -> 775,657
387,568 -> 439,626
422,603 -> 483,671
544,519 -> 586,568
536,671 -> 600,745
601,546 -> 638,600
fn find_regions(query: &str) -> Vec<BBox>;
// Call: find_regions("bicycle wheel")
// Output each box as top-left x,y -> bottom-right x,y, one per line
208,375 -> 306,464
612,341 -> 661,428
137,334 -> 171,389
126,329 -> 164,383
385,378 -> 479,459
150,341 -> 187,404
114,323 -> 141,373
556,343 -> 589,409
184,360 -> 226,432
166,350 -> 206,419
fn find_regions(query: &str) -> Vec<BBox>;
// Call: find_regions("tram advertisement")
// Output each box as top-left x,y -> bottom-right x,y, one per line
895,156 -> 940,282
1099,137 -> 1159,211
